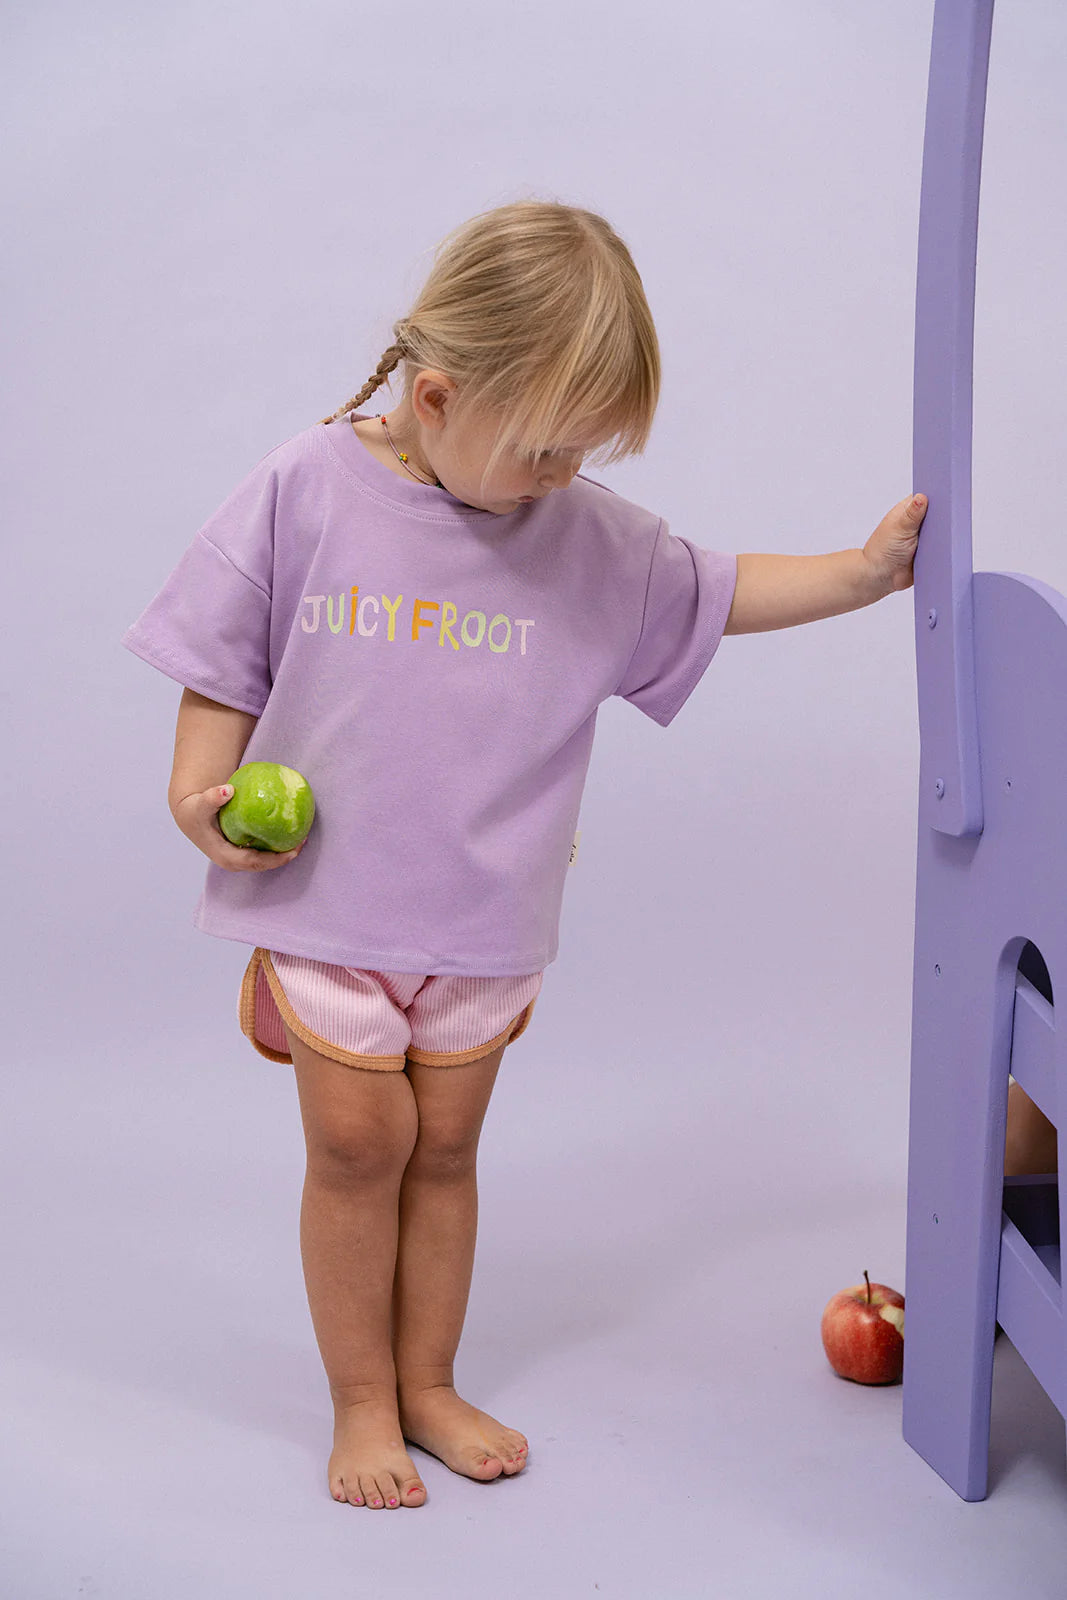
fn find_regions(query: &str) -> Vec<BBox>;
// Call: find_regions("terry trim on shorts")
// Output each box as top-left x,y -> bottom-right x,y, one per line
238,948 -> 537,1071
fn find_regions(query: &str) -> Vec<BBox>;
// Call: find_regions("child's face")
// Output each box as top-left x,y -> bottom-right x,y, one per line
407,372 -> 604,514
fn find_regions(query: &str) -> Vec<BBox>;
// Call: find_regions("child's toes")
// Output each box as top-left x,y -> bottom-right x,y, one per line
465,1447 -> 504,1479
401,1477 -> 427,1505
378,1473 -> 404,1508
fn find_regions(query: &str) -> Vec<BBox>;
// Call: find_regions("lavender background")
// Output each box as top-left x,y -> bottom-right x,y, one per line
4,1 -> 1067,1594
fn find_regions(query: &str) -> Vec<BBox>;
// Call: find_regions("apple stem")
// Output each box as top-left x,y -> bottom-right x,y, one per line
864,1269 -> 871,1305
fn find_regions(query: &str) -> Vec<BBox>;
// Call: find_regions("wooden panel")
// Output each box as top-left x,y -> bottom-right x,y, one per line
912,0 -> 993,838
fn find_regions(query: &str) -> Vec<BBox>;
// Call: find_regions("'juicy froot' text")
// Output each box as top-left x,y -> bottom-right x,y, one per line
300,588 -> 536,654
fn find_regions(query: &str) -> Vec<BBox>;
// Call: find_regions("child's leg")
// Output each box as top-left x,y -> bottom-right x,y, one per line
287,1026 -> 428,1510
1004,1080 -> 1058,1176
391,1044 -> 529,1480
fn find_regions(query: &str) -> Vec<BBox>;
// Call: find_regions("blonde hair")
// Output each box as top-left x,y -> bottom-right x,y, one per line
318,199 -> 661,486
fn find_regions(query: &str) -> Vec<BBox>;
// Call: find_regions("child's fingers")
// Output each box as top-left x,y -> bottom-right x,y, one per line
184,784 -> 236,824
192,790 -> 303,871
220,843 -> 279,870
212,831 -> 303,872
172,790 -> 302,870
212,840 -> 302,872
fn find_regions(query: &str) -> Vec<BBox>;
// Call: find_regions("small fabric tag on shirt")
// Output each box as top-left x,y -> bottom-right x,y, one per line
569,829 -> 581,867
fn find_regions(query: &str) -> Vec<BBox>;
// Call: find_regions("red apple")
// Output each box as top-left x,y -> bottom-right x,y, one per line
821,1271 -> 905,1385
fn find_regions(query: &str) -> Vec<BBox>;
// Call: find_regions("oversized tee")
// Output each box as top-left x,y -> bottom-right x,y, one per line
121,413 -> 737,974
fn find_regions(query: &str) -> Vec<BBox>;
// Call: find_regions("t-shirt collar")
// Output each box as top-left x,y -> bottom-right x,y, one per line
322,411 -> 504,523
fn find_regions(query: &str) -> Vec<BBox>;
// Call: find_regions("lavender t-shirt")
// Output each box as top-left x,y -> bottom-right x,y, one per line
121,414 -> 737,974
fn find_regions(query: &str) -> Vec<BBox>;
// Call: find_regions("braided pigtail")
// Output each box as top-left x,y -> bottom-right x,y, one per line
317,331 -> 408,426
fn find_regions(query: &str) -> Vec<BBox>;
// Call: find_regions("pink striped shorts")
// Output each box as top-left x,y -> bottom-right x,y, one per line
239,948 -> 543,1071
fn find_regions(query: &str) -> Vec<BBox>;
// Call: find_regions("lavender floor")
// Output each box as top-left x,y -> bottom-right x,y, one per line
7,1020 -> 1067,1600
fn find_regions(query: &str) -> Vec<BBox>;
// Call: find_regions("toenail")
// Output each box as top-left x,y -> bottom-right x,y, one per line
388,1498 -> 397,1506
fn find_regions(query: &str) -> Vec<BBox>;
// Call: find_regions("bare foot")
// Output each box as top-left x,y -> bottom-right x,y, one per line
329,1397 -> 428,1508
398,1385 -> 529,1481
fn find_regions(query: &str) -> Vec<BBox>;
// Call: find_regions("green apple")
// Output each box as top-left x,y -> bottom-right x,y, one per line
218,761 -> 316,852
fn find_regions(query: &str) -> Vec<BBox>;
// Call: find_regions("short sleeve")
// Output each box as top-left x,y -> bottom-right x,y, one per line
121,453 -> 280,716
614,521 -> 737,727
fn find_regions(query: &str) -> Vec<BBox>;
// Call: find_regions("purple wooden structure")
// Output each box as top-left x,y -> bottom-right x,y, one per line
903,0 -> 1065,1500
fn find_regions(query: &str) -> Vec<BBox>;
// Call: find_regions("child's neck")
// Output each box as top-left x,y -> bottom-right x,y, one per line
349,412 -> 416,483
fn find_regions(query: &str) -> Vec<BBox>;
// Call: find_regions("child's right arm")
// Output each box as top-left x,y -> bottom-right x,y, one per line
167,688 -> 303,873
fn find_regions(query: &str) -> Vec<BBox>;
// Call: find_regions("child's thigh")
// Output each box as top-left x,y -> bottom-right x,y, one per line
287,1024 -> 419,1175
405,1042 -> 508,1158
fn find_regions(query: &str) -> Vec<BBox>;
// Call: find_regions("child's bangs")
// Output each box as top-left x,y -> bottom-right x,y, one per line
482,368 -> 650,479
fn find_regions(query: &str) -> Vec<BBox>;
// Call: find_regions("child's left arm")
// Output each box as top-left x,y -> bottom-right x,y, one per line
723,493 -> 927,635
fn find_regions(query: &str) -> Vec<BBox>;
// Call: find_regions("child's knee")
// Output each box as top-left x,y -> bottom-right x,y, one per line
291,1029 -> 419,1181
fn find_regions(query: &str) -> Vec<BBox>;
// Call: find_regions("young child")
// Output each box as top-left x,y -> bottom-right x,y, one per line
123,198 -> 937,1513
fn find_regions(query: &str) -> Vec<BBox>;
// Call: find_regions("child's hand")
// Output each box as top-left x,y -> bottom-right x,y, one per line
171,785 -> 306,872
862,493 -> 928,595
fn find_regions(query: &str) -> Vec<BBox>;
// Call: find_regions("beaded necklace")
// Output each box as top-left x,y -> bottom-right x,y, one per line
373,411 -> 442,488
